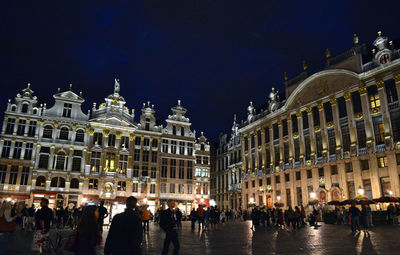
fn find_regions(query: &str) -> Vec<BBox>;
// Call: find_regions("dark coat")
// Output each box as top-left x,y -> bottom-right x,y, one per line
160,209 -> 177,232
104,209 -> 143,255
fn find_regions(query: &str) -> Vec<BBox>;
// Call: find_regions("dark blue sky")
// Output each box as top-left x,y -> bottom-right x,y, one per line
1,1 -> 399,141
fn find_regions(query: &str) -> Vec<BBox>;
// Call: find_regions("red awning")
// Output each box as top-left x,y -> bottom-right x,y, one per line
0,195 -> 29,199
196,198 -> 210,208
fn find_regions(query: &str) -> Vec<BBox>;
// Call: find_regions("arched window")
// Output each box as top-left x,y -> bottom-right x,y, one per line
75,129 -> 84,142
181,127 -> 185,136
50,177 -> 66,188
36,176 -> 46,187
43,125 -> 53,139
59,127 -> 69,140
117,181 -> 126,191
10,105 -> 16,112
21,103 -> 29,113
55,151 -> 66,170
33,108 -> 38,115
70,178 -> 79,189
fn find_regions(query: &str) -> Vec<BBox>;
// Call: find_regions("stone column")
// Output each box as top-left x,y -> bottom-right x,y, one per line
377,80 -> 393,149
34,144 -> 41,168
300,168 -> 308,205
387,152 -> 400,196
395,74 -> 400,105
67,147 -> 74,171
344,92 -> 358,155
20,141 -> 26,160
323,165 -> 332,200
278,120 -> 284,169
280,172 -> 287,206
287,115 -> 294,168
0,139 -> 4,159
240,137 -> 246,172
330,98 -> 342,158
358,86 -> 375,152
351,158 -> 363,195
307,107 -> 316,163
318,102 -> 328,161
2,116 -> 7,134
368,154 -> 381,198
337,162 -> 348,200
102,130 -> 109,148
260,129 -> 266,169
82,149 -> 87,173
269,126 -> 275,170
49,146 -> 55,170
253,131 -> 259,170
9,141 -> 15,159
297,111 -> 305,165
24,120 -> 30,136
247,135 -> 253,171
13,117 -> 18,135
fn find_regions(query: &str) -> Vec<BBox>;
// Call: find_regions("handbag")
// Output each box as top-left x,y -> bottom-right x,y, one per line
0,217 -> 17,232
64,230 -> 78,252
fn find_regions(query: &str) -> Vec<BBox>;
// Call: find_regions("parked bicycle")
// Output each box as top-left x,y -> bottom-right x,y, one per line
37,231 -> 63,255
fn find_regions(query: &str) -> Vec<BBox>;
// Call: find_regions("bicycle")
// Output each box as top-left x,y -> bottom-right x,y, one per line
37,231 -> 63,255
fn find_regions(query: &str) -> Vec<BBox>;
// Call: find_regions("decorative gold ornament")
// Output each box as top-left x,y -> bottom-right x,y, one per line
376,80 -> 385,89
329,98 -> 337,105
359,87 -> 367,95
344,92 -> 351,100
306,107 -> 312,113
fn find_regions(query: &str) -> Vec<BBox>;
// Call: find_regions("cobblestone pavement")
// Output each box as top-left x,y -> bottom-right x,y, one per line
4,221 -> 400,255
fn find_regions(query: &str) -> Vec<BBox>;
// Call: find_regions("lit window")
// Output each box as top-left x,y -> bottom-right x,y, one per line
369,93 -> 380,110
377,156 -> 388,168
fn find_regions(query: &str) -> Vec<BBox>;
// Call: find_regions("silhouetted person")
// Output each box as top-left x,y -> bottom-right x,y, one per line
160,199 -> 179,255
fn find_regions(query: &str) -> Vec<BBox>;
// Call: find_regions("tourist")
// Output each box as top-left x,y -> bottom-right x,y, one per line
98,201 -> 109,233
361,204 -> 369,234
260,206 -> 267,228
21,204 -> 28,230
27,205 -> 36,231
197,205 -> 205,230
76,205 -> 101,255
367,205 -> 373,227
104,196 -> 142,255
190,208 -> 197,230
160,199 -> 179,255
349,203 -> 361,233
142,206 -> 151,231
294,206 -> 301,229
175,208 -> 182,229
0,201 -> 20,254
31,198 -> 53,254
204,207 -> 210,231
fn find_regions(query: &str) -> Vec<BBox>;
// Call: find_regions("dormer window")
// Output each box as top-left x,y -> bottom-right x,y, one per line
380,54 -> 390,64
181,127 -> 185,136
173,126 -> 176,135
21,103 -> 29,113
62,103 -> 72,118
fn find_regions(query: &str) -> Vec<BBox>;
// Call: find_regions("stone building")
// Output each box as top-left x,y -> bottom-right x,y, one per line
0,79 -> 210,215
240,32 -> 400,209
210,115 -> 242,210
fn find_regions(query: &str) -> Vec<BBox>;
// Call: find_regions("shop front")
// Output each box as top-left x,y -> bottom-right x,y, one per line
0,194 -> 29,204
160,199 -> 194,216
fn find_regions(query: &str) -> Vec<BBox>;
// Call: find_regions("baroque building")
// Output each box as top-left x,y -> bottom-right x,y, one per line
0,79 -> 210,215
210,115 -> 242,210
240,32 -> 400,209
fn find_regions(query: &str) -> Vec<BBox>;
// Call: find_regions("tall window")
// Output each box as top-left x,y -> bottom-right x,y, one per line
105,153 -> 116,172
134,149 -> 140,161
55,151 -> 66,170
282,119 -> 288,137
88,179 -> 98,189
132,183 -> 138,193
20,166 -> 29,185
294,139 -> 300,162
305,136 -> 311,160
142,150 -> 149,162
151,151 -> 157,163
142,166 -> 148,177
36,176 -> 46,187
43,125 -> 53,139
133,165 -> 139,177
273,123 -> 279,140
316,132 -> 323,157
341,124 -> 350,152
28,121 -> 36,137
135,137 -> 141,146
302,111 -> 309,129
162,139 -> 168,153
195,168 -> 201,177
75,130 -> 84,143
59,127 -> 69,140
181,127 -> 185,136
160,183 -> 166,193
356,121 -> 367,148
351,91 -> 362,114
179,160 -> 185,179
170,183 -> 175,193
51,177 -> 65,188
121,136 -> 129,148
170,159 -> 176,178
377,156 -> 388,168
9,166 -> 18,185
21,103 -> 29,113
179,142 -> 185,155
151,167 -> 157,178
70,178 -> 79,189
161,159 -> 168,177
178,184 -> 185,194
338,97 -> 347,118
369,92 -> 380,111
143,138 -> 150,147
117,181 -> 126,191
150,184 -> 156,194
5,118 -> 15,134
72,150 -> 82,172
16,119 -> 26,136
324,102 -> 333,123
108,134 -> 116,147
119,154 -> 128,174
62,103 -> 72,118
0,165 -> 6,184
328,129 -> 336,155
13,141 -> 23,159
38,147 -> 50,169
312,107 -> 320,126
90,151 -> 101,173
292,115 -> 298,133
283,143 -> 289,163
372,117 -> 384,145
187,161 -> 193,179
93,133 -> 103,145
172,126 -> 176,135
171,141 -> 177,154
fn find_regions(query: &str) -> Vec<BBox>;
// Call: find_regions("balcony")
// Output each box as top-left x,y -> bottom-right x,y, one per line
388,101 -> 399,111
328,154 -> 336,162
228,183 -> 242,192
284,163 -> 290,170
294,161 -> 300,168
376,144 -> 386,153
316,157 -> 323,165
358,148 -> 367,156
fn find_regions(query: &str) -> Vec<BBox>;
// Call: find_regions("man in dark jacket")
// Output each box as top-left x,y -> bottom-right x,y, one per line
160,199 -> 179,255
104,196 -> 143,255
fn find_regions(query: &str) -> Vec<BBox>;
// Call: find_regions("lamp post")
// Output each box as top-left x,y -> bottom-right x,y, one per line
277,195 -> 281,201
389,190 -> 393,196
358,186 -> 364,196
310,192 -> 316,199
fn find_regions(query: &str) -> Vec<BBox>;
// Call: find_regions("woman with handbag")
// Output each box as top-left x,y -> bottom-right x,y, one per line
0,201 -> 20,253
75,205 -> 101,255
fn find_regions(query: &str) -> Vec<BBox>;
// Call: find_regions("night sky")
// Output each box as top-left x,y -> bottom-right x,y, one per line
1,1 -> 400,142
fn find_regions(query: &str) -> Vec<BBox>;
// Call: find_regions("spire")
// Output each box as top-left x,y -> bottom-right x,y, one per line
325,48 -> 331,59
302,60 -> 308,71
114,78 -> 120,95
353,33 -> 359,45
284,72 -> 288,81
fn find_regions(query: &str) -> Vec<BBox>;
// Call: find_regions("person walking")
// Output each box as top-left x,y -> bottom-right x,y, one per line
361,204 -> 369,234
349,203 -> 361,233
189,208 -> 197,230
27,205 -> 35,231
197,205 -> 205,230
160,200 -> 179,255
98,201 -> 109,233
31,198 -> 53,254
142,206 -> 151,231
0,201 -> 20,254
76,205 -> 101,255
21,204 -> 28,230
175,208 -> 182,229
104,196 -> 143,255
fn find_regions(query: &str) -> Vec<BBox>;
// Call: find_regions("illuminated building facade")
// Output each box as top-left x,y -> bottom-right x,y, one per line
240,32 -> 400,209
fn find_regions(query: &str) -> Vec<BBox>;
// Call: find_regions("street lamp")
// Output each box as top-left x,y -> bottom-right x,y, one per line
82,197 -> 87,204
249,197 -> 254,203
143,198 -> 148,204
358,186 -> 364,196
310,192 -> 316,199
389,190 -> 393,196
277,196 -> 281,201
